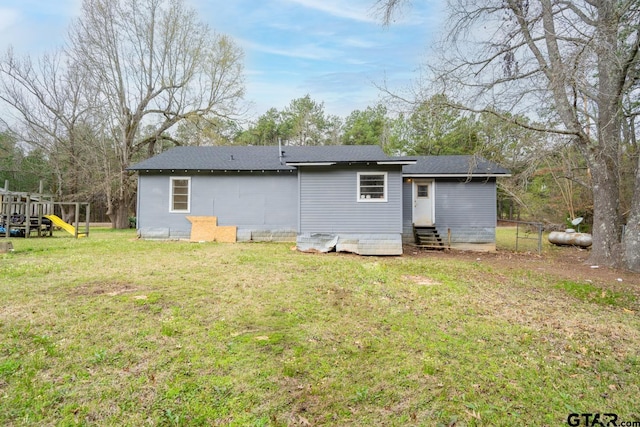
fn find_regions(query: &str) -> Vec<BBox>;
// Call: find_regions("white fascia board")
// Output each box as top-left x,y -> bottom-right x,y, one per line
285,162 -> 337,166
403,173 -> 512,178
377,160 -> 417,165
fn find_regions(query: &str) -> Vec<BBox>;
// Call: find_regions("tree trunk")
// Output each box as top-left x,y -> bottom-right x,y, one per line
112,201 -> 130,229
108,195 -> 132,229
108,169 -> 134,229
622,154 -> 640,272
586,153 -> 622,267
623,213 -> 640,272
60,205 -> 74,225
585,1 -> 626,268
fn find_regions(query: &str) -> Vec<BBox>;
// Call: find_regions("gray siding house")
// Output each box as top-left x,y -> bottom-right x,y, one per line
402,156 -> 510,251
128,146 -> 509,254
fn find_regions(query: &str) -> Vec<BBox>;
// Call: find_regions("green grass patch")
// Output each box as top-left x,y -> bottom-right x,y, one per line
555,280 -> 635,308
0,229 -> 638,425
496,225 -> 551,253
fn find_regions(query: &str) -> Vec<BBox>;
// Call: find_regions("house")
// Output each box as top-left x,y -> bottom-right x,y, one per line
402,156 -> 511,251
127,145 -> 510,254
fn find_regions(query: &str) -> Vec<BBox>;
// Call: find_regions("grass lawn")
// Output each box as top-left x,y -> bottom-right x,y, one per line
1,229 -> 639,426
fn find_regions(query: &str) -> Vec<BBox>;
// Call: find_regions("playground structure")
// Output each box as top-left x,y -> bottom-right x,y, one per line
1,181 -> 90,238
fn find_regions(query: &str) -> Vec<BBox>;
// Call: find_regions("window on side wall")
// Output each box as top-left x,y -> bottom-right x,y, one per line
357,172 -> 387,202
170,177 -> 190,212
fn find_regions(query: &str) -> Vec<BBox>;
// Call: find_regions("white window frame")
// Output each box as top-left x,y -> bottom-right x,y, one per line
170,176 -> 191,213
357,172 -> 388,202
416,183 -> 429,198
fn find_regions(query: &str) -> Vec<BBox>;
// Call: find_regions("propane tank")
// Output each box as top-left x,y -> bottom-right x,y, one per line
548,231 -> 592,247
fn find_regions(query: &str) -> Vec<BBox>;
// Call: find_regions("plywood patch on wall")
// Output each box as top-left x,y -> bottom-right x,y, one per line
186,216 -> 237,243
215,226 -> 237,243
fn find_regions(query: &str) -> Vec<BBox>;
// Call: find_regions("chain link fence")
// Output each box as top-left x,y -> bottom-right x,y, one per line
496,220 -> 544,254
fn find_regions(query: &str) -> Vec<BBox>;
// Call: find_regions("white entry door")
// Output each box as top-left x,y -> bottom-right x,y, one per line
412,179 -> 434,226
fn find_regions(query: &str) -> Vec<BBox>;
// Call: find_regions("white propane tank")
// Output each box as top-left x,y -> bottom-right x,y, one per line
548,231 -> 593,247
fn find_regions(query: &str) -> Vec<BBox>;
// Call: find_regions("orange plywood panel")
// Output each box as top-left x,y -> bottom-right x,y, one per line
186,216 -> 236,242
215,226 -> 237,243
187,216 -> 218,242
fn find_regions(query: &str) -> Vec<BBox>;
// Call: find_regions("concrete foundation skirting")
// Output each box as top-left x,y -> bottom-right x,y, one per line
138,227 -> 171,239
139,227 -> 296,242
236,229 -> 297,242
297,233 -> 403,256
248,229 -> 297,242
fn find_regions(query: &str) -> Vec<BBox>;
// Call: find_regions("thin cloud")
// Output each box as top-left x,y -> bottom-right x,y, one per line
1,0 -> 444,120
342,37 -> 380,49
243,39 -> 340,61
284,0 -> 379,23
0,8 -> 20,32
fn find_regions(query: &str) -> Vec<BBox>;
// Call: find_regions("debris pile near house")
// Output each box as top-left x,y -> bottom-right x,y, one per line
297,233 -> 403,256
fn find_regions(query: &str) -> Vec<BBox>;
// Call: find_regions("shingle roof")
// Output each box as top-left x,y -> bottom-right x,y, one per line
128,146 -> 293,171
127,145 -> 394,171
127,146 -> 510,176
402,155 -> 511,176
283,145 -> 390,163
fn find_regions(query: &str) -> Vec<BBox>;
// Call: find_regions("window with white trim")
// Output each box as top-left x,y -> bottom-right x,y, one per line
417,184 -> 429,198
357,172 -> 387,202
170,177 -> 191,212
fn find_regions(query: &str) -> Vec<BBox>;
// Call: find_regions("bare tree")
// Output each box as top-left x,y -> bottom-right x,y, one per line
0,49 -> 98,221
377,0 -> 640,271
68,0 -> 245,228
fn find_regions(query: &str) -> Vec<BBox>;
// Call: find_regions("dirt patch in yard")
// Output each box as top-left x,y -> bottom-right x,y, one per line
69,281 -> 139,297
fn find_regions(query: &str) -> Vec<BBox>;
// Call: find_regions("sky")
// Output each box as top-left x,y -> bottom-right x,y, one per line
0,0 -> 445,121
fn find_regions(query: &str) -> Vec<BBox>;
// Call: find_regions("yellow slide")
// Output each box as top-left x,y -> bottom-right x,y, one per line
44,215 -> 87,237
